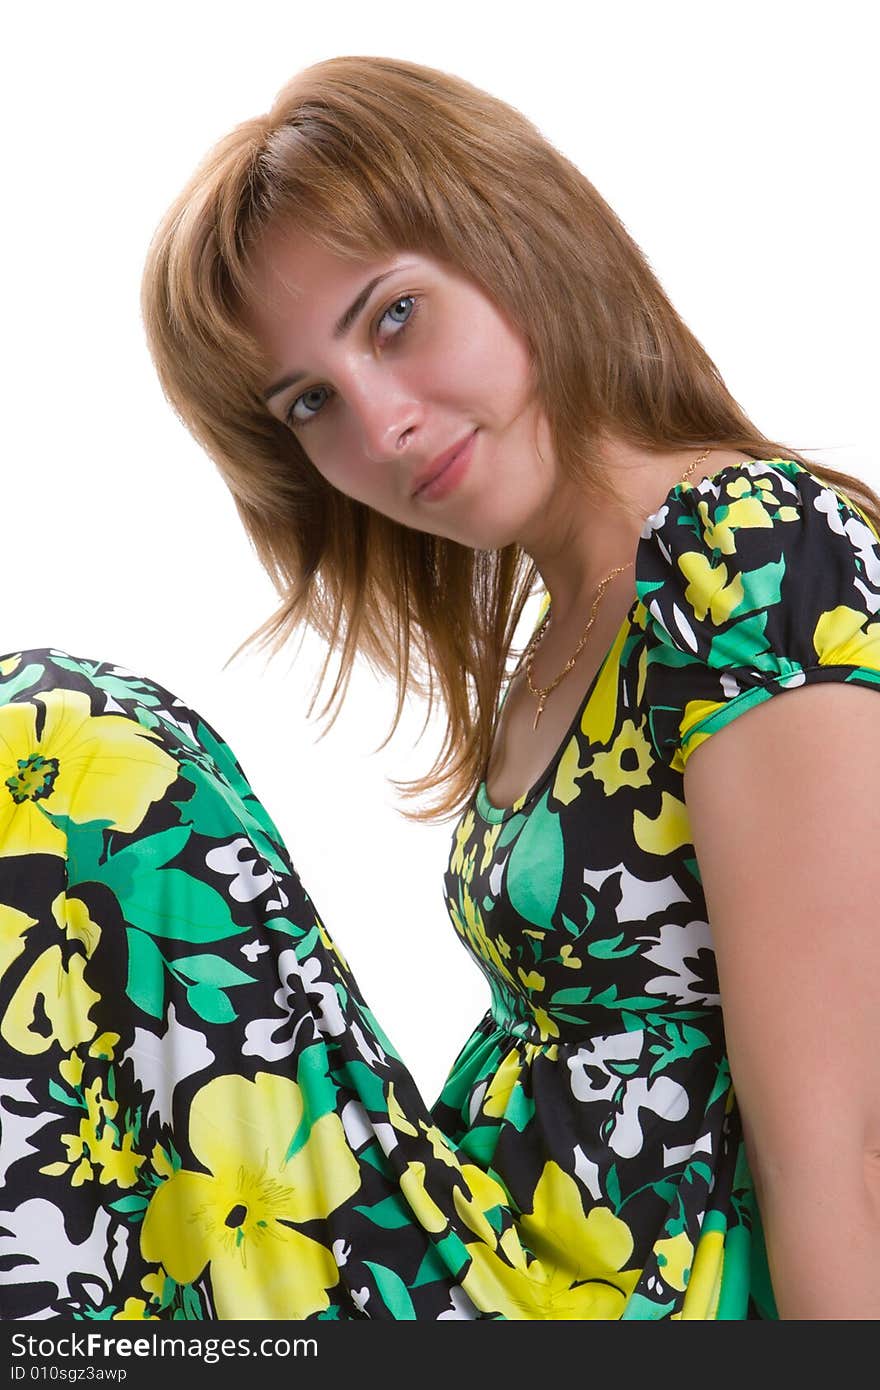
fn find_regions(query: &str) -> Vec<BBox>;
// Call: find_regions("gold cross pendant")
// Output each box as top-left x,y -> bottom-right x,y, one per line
533,694 -> 547,731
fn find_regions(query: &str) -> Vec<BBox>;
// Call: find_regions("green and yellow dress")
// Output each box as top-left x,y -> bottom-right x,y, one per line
2,457 -> 878,1319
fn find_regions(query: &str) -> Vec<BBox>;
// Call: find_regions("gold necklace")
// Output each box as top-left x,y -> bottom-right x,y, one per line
523,447 -> 713,730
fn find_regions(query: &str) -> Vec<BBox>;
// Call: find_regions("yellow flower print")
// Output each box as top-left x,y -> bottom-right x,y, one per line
453,1163 -> 510,1246
482,1048 -> 523,1119
460,1160 -> 641,1318
588,719 -> 653,796
678,697 -> 726,751
0,900 -> 37,980
654,1230 -> 694,1292
579,622 -> 631,748
59,1051 -> 84,1088
0,655 -> 22,677
52,892 -> 101,955
552,737 -> 590,807
559,944 -> 582,969
400,1160 -> 448,1233
633,791 -> 692,857
517,968 -> 545,993
417,1120 -> 459,1168
450,810 -> 476,875
140,1071 -> 361,1319
813,605 -> 880,670
679,1227 -> 724,1318
82,1074 -> 118,1125
113,1297 -> 158,1320
636,642 -> 648,705
140,1268 -> 167,1303
90,1127 -> 144,1188
698,483 -> 776,555
532,1006 -> 560,1042
448,889 -> 517,988
387,1081 -> 419,1137
150,1142 -> 175,1181
315,910 -> 351,973
0,892 -> 103,1055
461,845 -> 477,887
0,688 -> 179,859
480,821 -> 502,873
45,1075 -> 144,1189
676,551 -> 744,625
2,945 -> 100,1055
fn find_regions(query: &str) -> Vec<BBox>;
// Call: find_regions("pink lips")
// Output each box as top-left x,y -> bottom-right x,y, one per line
411,429 -> 478,501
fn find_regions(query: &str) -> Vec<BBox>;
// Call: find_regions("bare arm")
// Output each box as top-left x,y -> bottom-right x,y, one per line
683,683 -> 880,1319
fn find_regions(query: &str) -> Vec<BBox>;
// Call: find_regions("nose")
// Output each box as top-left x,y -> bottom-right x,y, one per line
350,374 -> 423,463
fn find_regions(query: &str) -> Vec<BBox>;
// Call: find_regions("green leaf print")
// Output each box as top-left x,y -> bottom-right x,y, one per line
706,609 -> 771,669
108,826 -> 193,877
497,811 -> 527,850
120,868 -> 242,943
47,1079 -> 81,1109
283,1044 -> 342,1163
505,790 -> 564,929
265,916 -> 307,939
293,924 -> 320,957
181,1283 -> 204,1320
411,1241 -> 452,1289
549,986 -> 593,1005
171,953 -> 255,989
364,1262 -> 417,1319
605,1164 -> 621,1211
91,674 -> 164,708
173,763 -> 288,874
620,1292 -> 676,1320
648,1022 -> 710,1076
0,662 -> 46,702
353,1195 -> 414,1229
125,928 -> 166,1018
171,763 -> 255,841
108,1195 -> 149,1218
587,931 -> 641,959
504,1085 -> 535,1133
185,982 -> 237,1024
46,814 -> 113,886
729,556 -> 786,620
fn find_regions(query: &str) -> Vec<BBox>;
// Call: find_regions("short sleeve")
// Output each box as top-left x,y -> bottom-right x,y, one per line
634,457 -> 880,771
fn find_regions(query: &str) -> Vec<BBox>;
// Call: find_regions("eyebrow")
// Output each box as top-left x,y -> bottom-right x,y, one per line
262,268 -> 404,404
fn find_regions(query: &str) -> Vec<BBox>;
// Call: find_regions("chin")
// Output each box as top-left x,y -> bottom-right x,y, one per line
459,511 -> 533,552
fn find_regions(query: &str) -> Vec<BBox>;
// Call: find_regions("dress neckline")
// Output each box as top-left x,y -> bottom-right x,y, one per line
476,594 -> 640,823
474,453 -> 775,823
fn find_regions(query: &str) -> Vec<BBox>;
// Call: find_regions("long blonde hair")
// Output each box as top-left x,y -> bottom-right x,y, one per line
140,54 -> 880,820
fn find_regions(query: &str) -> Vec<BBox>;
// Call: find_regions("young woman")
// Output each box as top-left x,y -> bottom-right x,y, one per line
2,55 -> 880,1321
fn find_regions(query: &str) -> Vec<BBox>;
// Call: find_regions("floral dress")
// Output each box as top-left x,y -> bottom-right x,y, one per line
2,457 -> 879,1320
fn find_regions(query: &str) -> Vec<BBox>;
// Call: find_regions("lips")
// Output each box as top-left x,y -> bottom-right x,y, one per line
411,429 -> 478,499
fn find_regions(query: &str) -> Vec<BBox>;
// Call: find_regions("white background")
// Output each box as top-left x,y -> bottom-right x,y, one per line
4,1 -> 877,1102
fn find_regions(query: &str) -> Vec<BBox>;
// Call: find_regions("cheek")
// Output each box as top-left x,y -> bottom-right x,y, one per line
440,338 -> 531,418
307,436 -> 401,516
301,437 -> 362,501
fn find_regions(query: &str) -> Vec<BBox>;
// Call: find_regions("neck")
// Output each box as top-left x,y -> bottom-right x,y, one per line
520,441 -> 718,624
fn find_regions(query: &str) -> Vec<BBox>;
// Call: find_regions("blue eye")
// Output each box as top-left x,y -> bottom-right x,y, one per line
383,296 -> 414,327
285,293 -> 419,430
287,385 -> 329,428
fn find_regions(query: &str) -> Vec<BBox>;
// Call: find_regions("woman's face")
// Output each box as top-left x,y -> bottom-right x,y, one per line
247,227 -> 560,550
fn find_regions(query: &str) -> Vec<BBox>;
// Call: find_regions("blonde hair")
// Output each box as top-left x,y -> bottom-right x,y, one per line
140,54 -> 880,820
